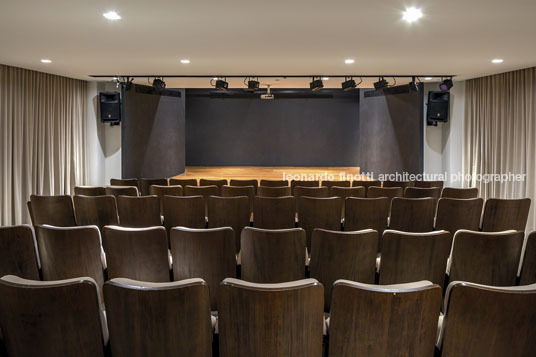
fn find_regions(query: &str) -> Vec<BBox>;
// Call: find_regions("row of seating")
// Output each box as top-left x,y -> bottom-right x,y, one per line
1,274 -> 535,357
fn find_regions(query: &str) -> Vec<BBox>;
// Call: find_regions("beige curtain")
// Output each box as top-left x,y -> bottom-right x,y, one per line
0,64 -> 87,226
463,67 -> 536,233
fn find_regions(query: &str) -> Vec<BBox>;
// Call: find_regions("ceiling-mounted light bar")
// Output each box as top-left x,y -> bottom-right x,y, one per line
89,74 -> 455,79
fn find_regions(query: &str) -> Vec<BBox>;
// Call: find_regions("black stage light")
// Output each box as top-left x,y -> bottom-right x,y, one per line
439,78 -> 453,91
246,80 -> 260,92
374,77 -> 389,90
341,78 -> 357,91
152,78 -> 166,91
310,78 -> 324,91
409,77 -> 419,92
215,78 -> 229,91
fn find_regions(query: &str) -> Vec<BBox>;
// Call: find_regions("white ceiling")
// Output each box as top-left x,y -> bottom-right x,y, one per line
1,0 -> 535,88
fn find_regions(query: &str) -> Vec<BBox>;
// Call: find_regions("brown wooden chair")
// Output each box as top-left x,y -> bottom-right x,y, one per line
35,225 -> 105,299
104,278 -> 212,357
404,186 -> 441,199
294,186 -> 329,198
29,195 -> 76,226
138,178 -> 168,196
298,197 -> 343,253
321,180 -> 351,189
260,179 -> 289,187
116,195 -> 161,228
221,185 -> 255,213
207,196 -> 250,254
378,230 -> 451,287
199,179 -> 228,194
230,179 -> 259,194
110,178 -> 139,188
480,198 -> 531,232
170,227 -> 236,311
310,229 -> 378,311
163,196 -> 206,233
441,187 -> 478,199
367,186 -> 403,202
257,185 -> 292,197
0,275 -> 107,357
291,180 -> 320,194
389,197 -> 436,232
351,180 -> 380,196
344,198 -> 390,250
218,278 -> 324,357
253,196 -> 296,229
241,227 -> 306,283
434,198 -> 483,243
329,280 -> 441,357
74,186 -> 106,196
0,225 -> 40,280
169,178 -> 198,188
183,185 -> 219,216
382,180 -> 414,189
438,281 -> 536,357
149,185 -> 183,215
330,186 -> 366,220
74,195 -> 119,231
449,230 -> 524,285
102,226 -> 170,282
105,185 -> 139,197
520,231 -> 536,285
414,180 -> 445,190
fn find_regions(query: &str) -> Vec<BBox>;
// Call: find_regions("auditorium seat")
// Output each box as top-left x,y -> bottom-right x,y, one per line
382,180 -> 414,189
434,198 -> 483,243
102,226 -> 170,282
169,178 -> 198,188
241,227 -> 305,283
163,195 -> 206,232
414,180 -> 445,190
0,276 -> 107,357
170,227 -> 236,311
29,195 -> 76,226
404,186 -> 441,199
138,178 -> 168,196
104,278 -> 212,357
449,230 -> 524,285
378,230 -> 451,287
438,281 -> 536,356
221,185 -> 255,213
74,195 -> 119,231
480,198 -> 531,232
329,186 -> 365,220
183,185 -> 219,216
230,179 -> 259,194
321,180 -> 351,189
218,278 -> 323,357
259,179 -> 289,187
149,184 -> 183,215
441,187 -> 478,199
389,197 -> 436,232
105,185 -> 139,197
351,180 -> 380,196
328,280 -> 441,357
366,186 -> 403,202
253,196 -> 296,229
0,225 -> 40,280
207,196 -> 250,254
199,178 -> 228,194
290,179 -> 319,194
310,229 -> 377,310
116,195 -> 161,227
298,197 -> 343,253
110,178 -> 139,188
344,197 -> 389,251
74,186 -> 106,196
257,185 -> 292,197
520,231 -> 536,285
294,186 -> 329,198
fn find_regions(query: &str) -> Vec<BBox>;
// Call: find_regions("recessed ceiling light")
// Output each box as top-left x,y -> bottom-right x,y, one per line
491,58 -> 504,64
424,77 -> 432,80
344,59 -> 355,64
103,11 -> 121,20
322,77 -> 329,80
402,7 -> 423,23
180,59 -> 190,64
40,59 -> 52,63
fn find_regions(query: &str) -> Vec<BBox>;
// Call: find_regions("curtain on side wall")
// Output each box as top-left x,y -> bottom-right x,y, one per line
0,64 -> 87,225
463,67 -> 536,232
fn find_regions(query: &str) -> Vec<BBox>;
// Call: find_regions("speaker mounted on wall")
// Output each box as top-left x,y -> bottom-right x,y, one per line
99,92 -> 121,125
426,91 -> 450,126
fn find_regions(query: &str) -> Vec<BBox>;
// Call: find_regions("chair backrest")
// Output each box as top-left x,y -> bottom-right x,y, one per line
149,185 -> 183,215
170,227 -> 236,310
435,198 -> 483,239
321,180 -> 351,189
138,178 -> 168,196
441,187 -> 478,199
74,186 -> 106,196
520,231 -> 536,285
294,186 -> 329,199
221,185 -> 255,212
389,197 -> 436,232
259,179 -> 289,187
105,185 -> 139,197
183,185 -> 219,216
330,186 -> 366,220
207,196 -> 250,253
291,180 -> 320,194
102,226 -> 170,282
199,178 -> 228,194
253,196 -> 296,229
481,198 -> 531,232
404,186 -> 441,199
367,186 -> 403,202
351,180 -> 380,195
241,227 -> 306,283
344,197 -> 390,251
379,230 -> 451,287
104,278 -> 212,357
298,197 -> 343,252
329,280 -> 441,357
229,179 -> 259,194
163,195 -> 206,231
74,195 -> 119,231
310,229 -> 378,310
110,178 -> 139,188
414,180 -> 445,190
116,195 -> 161,227
218,278 -> 324,357
382,180 -> 414,188
0,225 -> 40,279
449,230 -> 524,285
169,178 -> 198,187
0,275 -> 106,357
439,281 -> 536,356
29,195 -> 76,226
257,185 -> 292,197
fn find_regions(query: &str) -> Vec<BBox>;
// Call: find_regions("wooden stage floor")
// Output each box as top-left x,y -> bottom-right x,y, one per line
173,166 -> 365,182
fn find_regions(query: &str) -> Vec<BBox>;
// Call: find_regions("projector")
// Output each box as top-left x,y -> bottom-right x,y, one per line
260,93 -> 274,100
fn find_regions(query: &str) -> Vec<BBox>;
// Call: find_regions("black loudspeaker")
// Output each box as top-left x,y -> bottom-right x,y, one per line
426,91 -> 450,126
99,92 -> 121,123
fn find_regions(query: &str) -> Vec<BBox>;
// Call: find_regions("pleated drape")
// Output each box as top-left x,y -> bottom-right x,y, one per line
0,64 -> 87,225
463,67 -> 536,232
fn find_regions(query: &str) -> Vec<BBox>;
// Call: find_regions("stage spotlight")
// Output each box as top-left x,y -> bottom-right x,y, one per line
374,77 -> 388,90
152,78 -> 166,91
244,77 -> 260,92
341,77 -> 357,91
215,78 -> 229,90
310,77 -> 324,91
439,78 -> 453,91
409,77 -> 419,92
